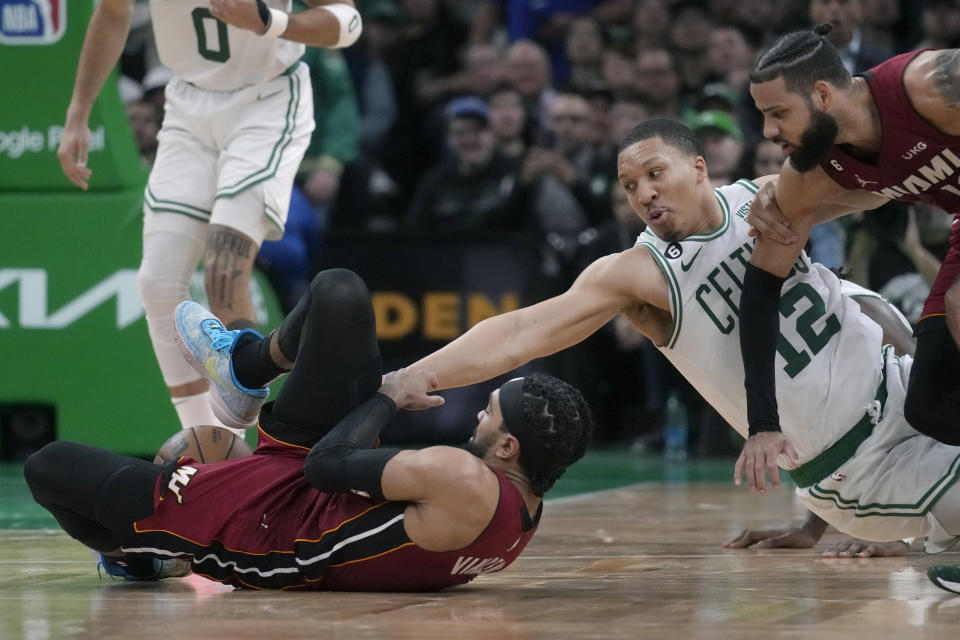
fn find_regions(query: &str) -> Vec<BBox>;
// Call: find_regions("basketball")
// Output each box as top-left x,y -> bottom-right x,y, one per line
153,425 -> 253,465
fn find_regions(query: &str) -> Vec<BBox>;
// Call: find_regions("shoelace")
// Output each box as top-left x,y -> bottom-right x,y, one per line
209,329 -> 238,353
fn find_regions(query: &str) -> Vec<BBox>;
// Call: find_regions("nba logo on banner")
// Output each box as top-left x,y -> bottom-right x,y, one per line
0,0 -> 66,45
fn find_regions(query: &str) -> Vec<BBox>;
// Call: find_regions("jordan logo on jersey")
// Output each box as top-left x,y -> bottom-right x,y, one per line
450,555 -> 507,575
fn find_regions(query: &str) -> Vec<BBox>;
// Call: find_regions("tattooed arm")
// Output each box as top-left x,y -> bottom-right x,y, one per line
908,49 -> 960,135
203,225 -> 258,330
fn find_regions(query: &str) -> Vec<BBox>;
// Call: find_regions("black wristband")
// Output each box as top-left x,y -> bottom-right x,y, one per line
740,263 -> 786,436
255,0 -> 272,34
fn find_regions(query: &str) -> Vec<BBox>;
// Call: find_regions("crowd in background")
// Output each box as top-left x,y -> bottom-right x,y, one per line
115,0 -> 960,452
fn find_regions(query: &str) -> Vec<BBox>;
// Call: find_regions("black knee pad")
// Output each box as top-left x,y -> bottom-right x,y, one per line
309,268 -> 370,311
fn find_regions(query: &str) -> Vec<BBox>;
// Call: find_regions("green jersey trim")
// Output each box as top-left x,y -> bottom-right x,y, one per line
680,189 -> 731,241
806,452 -> 960,517
637,187 -> 733,244
145,186 -> 212,221
264,204 -> 285,235
788,361 -> 887,488
637,241 -> 682,349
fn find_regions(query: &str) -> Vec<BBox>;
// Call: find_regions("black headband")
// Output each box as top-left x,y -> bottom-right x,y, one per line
499,378 -> 560,481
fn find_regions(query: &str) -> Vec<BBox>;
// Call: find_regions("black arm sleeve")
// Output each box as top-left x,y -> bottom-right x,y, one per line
740,263 -> 786,436
302,392 -> 402,501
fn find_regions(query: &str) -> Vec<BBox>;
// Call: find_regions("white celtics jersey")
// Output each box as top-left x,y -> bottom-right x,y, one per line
637,179 -> 885,465
150,1 -> 304,90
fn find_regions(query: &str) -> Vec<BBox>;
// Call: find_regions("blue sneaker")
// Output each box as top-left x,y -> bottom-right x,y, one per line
97,553 -> 192,581
174,301 -> 269,429
929,564 -> 960,595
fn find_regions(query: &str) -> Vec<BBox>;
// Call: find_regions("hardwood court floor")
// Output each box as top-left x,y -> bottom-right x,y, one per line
3,483 -> 959,640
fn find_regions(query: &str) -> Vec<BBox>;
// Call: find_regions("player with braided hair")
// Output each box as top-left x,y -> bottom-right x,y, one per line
487,374 -> 593,497
24,269 -> 593,590
731,26 -> 960,592
740,24 -> 960,466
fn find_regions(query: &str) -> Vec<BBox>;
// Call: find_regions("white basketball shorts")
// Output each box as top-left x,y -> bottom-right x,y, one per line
144,62 -> 314,244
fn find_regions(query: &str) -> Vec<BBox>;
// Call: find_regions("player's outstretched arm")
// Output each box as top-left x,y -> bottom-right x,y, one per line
411,248 -> 668,391
58,0 -> 135,190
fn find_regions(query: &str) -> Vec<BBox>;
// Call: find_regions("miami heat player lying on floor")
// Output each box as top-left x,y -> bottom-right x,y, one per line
24,269 -> 592,590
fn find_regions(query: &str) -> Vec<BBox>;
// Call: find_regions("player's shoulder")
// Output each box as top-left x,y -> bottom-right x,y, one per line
903,48 -> 952,82
399,446 -> 491,483
578,244 -> 644,277
905,49 -> 960,112
587,243 -> 665,287
406,446 -> 500,507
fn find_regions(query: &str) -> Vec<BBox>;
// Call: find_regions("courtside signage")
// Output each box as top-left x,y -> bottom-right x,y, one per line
0,269 -> 273,330
0,0 -> 66,45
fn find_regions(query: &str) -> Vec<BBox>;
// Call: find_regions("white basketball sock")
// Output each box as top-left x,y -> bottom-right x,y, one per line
172,392 -> 248,439
172,391 -> 223,429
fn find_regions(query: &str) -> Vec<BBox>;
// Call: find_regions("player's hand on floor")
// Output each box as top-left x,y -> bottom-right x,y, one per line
379,368 -> 445,411
822,538 -> 909,558
725,511 -> 827,549
724,524 -> 819,549
734,431 -> 799,494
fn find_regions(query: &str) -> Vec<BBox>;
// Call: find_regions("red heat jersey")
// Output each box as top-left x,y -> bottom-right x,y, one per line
820,49 -> 960,212
819,49 -> 960,318
127,428 -> 540,591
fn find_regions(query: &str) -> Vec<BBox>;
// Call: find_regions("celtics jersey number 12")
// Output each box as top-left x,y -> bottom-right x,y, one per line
636,179 -> 884,465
